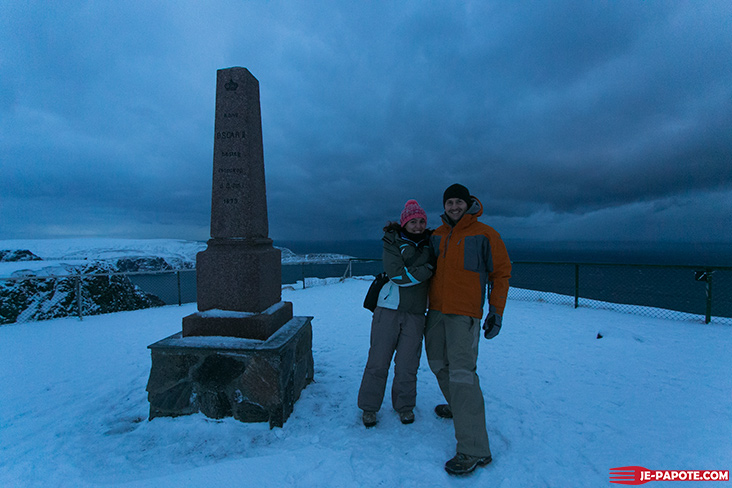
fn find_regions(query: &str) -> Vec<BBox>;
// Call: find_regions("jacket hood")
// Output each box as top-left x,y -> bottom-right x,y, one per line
382,227 -> 431,246
467,196 -> 483,218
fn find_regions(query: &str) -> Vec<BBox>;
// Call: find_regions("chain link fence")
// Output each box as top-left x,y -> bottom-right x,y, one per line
1,260 -> 730,325
509,262 -> 732,325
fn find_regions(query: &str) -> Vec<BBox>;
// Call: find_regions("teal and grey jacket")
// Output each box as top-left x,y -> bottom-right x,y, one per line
376,228 -> 434,314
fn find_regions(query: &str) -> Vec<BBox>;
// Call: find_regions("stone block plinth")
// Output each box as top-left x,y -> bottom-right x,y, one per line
147,316 -> 313,428
182,301 -> 293,340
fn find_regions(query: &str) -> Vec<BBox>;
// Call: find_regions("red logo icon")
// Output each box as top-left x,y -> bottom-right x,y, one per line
610,466 -> 729,484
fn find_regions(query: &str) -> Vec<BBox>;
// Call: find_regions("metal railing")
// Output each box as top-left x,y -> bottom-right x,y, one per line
282,258 -> 381,288
1,260 -> 730,325
509,261 -> 731,325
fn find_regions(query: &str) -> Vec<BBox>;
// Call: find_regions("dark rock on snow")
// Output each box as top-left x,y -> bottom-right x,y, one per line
0,250 -> 42,262
0,260 -> 165,325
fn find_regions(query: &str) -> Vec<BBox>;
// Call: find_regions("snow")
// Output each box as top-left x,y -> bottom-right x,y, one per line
196,300 -> 289,319
0,238 -> 206,262
1,277 -> 730,487
0,239 -> 354,278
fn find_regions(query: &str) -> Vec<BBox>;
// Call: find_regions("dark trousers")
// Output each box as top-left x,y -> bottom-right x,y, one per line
424,310 -> 491,457
357,307 -> 425,413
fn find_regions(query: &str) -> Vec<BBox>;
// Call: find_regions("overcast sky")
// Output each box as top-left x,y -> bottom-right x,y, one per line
2,1 -> 731,244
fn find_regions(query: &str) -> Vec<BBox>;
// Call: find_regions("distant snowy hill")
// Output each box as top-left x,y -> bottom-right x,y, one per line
0,239 -> 354,278
0,239 -> 205,278
0,239 -> 355,325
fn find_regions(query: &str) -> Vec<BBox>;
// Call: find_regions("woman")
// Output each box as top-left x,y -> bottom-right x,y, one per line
357,199 -> 434,427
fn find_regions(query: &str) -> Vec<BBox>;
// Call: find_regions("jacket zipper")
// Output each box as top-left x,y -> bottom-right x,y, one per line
443,228 -> 453,259
441,228 -> 453,300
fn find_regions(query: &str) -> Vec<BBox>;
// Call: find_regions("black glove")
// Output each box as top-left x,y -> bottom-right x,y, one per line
482,312 -> 502,339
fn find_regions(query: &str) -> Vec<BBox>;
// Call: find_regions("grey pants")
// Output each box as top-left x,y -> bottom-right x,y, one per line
357,307 -> 425,413
424,310 -> 491,458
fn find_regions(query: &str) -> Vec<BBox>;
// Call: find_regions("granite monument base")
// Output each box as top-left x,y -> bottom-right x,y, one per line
146,316 -> 314,428
182,301 -> 293,340
196,238 -> 282,313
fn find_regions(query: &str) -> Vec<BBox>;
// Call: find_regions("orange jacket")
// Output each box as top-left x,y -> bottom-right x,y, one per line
428,197 -> 511,318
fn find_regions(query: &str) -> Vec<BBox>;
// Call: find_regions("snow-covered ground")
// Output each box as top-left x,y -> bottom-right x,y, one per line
1,277 -> 730,487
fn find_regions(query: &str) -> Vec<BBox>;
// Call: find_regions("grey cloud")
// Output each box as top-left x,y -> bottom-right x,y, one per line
1,1 -> 730,243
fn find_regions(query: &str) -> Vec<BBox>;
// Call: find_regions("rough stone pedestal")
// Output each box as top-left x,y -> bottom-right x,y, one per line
147,316 -> 313,428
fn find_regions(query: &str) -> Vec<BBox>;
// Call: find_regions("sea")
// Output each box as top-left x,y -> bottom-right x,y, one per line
274,239 -> 732,319
274,239 -> 732,267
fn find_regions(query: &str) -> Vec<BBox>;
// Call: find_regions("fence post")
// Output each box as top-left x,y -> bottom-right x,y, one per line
705,268 -> 713,324
177,271 -> 182,306
76,274 -> 83,321
574,264 -> 580,309
340,260 -> 352,282
301,263 -> 306,289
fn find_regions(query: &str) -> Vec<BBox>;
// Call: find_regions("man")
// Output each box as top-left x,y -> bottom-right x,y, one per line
425,183 -> 511,476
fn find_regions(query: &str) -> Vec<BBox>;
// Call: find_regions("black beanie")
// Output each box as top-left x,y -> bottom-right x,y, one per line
443,183 -> 471,205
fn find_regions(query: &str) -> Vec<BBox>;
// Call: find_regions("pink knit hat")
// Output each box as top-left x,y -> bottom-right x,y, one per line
400,199 -> 427,227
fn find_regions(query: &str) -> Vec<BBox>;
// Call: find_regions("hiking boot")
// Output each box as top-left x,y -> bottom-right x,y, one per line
362,411 -> 377,428
434,404 -> 453,419
444,452 -> 492,475
399,410 -> 415,424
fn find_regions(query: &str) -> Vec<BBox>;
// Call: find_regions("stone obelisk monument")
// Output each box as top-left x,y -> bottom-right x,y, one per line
182,67 -> 292,339
146,68 -> 313,427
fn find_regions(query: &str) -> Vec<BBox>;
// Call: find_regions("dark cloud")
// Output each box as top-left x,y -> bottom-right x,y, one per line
1,1 -> 730,243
